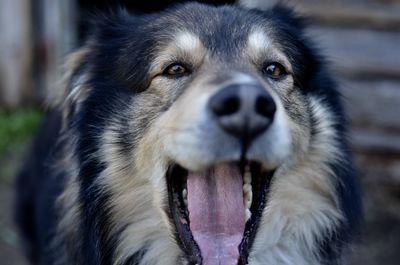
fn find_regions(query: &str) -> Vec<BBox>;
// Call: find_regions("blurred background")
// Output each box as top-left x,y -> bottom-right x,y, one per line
0,0 -> 399,264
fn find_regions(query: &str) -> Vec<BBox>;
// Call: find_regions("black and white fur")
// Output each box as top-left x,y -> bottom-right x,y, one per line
16,2 -> 362,265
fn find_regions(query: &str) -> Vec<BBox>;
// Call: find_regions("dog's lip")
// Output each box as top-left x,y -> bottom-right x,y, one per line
166,160 -> 275,265
166,164 -> 202,265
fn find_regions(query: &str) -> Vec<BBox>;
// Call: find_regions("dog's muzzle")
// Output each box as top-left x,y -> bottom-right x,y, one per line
166,83 -> 281,265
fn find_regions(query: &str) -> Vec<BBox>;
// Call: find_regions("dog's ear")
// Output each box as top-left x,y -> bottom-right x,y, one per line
241,1 -> 308,33
239,2 -> 312,53
85,10 -> 151,92
267,4 -> 309,33
46,47 -> 91,127
46,10 -> 129,113
48,10 -> 140,126
87,8 -> 135,44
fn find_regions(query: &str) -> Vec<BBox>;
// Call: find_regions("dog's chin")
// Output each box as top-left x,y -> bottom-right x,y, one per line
166,159 -> 275,265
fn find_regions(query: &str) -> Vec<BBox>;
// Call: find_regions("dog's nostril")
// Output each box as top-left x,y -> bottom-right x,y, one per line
255,95 -> 276,119
214,96 -> 240,116
209,87 -> 242,117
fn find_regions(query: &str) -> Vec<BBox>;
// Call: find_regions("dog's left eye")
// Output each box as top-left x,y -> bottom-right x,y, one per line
163,63 -> 190,77
262,62 -> 287,79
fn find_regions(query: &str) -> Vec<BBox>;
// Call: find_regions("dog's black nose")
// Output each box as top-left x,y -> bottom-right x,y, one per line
209,84 -> 276,143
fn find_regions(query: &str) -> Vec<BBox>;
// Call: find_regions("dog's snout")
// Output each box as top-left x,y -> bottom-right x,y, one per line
209,84 -> 276,142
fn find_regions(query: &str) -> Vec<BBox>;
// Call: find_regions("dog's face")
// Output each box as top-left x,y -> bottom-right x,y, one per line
60,3 -> 344,265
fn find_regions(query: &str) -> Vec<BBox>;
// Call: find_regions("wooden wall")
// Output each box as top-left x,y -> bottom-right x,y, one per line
0,0 -> 76,108
0,0 -> 33,107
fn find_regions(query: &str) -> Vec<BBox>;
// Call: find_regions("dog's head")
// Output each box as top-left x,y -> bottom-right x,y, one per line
58,3 -> 348,265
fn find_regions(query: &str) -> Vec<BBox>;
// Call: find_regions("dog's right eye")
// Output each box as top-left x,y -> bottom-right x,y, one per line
262,62 -> 287,79
163,63 -> 191,77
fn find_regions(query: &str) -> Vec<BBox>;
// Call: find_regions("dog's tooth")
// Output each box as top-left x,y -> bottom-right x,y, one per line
243,183 -> 252,194
182,188 -> 188,206
244,165 -> 251,184
244,172 -> 251,184
245,208 -> 251,222
243,182 -> 253,209
244,199 -> 252,209
244,190 -> 253,209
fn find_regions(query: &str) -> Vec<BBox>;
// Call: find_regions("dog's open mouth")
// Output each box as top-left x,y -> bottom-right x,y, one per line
167,161 -> 274,265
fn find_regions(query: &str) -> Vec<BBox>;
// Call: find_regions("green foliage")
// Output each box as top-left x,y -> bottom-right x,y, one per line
0,109 -> 42,153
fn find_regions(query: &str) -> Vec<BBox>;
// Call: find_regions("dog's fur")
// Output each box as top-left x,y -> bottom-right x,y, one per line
16,3 -> 362,265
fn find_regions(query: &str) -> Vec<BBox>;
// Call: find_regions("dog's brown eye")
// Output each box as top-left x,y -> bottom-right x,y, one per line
263,62 -> 287,79
163,63 -> 189,76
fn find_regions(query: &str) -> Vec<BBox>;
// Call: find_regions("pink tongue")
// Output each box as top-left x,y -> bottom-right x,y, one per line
187,163 -> 245,265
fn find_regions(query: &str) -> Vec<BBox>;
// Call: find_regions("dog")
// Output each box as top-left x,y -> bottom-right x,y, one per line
15,2 -> 362,265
